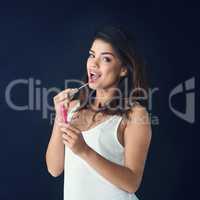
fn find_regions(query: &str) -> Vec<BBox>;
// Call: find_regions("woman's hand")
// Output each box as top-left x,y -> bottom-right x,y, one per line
58,122 -> 90,156
53,88 -> 77,122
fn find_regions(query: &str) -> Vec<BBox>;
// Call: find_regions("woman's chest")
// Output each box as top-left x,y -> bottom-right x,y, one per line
69,109 -> 126,147
69,109 -> 109,131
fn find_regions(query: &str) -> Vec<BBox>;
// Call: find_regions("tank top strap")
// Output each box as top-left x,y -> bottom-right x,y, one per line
112,115 -> 124,149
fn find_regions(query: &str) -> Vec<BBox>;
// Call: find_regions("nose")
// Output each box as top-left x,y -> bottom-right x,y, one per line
89,57 -> 100,69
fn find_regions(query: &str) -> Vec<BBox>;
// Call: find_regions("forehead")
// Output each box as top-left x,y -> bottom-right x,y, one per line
90,39 -> 115,53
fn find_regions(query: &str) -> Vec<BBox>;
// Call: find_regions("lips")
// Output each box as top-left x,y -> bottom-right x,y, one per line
88,70 -> 102,82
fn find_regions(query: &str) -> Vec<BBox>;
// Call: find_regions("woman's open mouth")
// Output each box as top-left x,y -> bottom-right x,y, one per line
88,71 -> 102,83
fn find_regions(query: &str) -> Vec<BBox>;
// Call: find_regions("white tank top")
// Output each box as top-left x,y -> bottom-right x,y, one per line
63,102 -> 139,200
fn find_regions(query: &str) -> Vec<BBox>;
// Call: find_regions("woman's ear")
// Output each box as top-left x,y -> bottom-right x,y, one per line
120,67 -> 128,77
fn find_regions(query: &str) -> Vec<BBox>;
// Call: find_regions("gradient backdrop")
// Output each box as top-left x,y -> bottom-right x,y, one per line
0,1 -> 198,200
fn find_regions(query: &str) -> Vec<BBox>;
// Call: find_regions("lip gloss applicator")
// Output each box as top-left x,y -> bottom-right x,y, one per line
60,83 -> 89,123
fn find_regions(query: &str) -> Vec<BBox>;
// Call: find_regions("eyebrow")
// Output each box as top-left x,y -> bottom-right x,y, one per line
89,49 -> 116,58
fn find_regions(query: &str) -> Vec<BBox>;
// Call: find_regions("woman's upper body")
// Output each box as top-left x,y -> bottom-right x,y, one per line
63,99 -> 150,200
54,25 -> 152,200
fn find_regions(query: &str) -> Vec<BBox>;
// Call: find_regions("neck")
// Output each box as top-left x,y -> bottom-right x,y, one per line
93,88 -> 117,108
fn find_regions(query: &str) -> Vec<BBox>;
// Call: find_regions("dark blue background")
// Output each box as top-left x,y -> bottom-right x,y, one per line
0,1 -> 198,199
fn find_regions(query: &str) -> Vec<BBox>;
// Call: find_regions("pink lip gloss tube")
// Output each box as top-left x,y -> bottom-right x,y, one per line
61,104 -> 68,123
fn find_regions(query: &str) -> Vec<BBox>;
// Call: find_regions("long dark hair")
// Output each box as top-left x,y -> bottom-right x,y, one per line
76,25 -> 149,118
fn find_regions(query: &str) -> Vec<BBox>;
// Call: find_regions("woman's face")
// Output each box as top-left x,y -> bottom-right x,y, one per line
87,39 -> 126,90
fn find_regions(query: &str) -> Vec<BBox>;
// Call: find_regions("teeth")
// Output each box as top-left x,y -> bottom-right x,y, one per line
90,72 -> 101,80
90,72 -> 100,77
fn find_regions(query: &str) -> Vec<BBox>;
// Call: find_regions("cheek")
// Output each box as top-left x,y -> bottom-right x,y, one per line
102,66 -> 121,81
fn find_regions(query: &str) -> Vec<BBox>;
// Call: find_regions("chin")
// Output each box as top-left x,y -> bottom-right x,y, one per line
88,82 -> 98,90
88,81 -> 103,90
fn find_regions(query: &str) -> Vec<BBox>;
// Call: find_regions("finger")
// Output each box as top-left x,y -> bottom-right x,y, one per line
65,128 -> 79,139
58,122 -> 74,130
62,132 -> 73,141
60,127 -> 71,135
57,88 -> 77,101
54,89 -> 71,102
63,101 -> 69,108
56,94 -> 70,103
63,88 -> 78,96
62,138 -> 72,147
58,122 -> 80,135
67,123 -> 81,134
60,127 -> 78,140
57,122 -> 67,127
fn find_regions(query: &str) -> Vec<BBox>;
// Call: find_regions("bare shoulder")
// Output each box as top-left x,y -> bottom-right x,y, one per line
124,103 -> 152,142
126,103 -> 150,125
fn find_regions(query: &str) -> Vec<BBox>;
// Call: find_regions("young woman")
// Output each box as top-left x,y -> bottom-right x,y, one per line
46,26 -> 152,200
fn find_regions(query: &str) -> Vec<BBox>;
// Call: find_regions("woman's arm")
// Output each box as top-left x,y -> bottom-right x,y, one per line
80,106 -> 152,193
45,113 -> 65,177
45,100 -> 78,177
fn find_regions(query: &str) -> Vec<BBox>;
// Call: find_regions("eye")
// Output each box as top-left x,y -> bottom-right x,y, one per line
88,53 -> 94,58
102,57 -> 111,62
